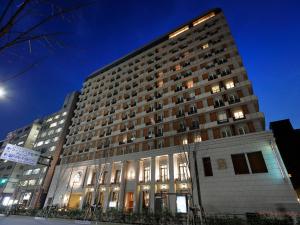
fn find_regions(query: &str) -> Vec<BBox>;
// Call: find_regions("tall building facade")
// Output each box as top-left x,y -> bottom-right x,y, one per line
45,9 -> 299,214
270,119 -> 300,199
0,92 -> 78,208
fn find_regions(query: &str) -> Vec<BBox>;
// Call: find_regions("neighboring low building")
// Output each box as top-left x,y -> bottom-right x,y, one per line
45,8 -> 299,215
0,121 -> 42,206
270,119 -> 300,198
0,92 -> 79,208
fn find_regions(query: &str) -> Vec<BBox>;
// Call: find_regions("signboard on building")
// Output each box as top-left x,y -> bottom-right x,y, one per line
0,144 -> 40,166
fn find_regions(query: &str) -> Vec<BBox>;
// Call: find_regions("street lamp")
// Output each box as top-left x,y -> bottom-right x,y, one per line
0,86 -> 6,99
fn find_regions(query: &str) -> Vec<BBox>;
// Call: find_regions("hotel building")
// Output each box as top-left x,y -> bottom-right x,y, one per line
45,9 -> 299,214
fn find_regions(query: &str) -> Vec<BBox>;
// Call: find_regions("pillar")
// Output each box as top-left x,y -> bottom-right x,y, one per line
168,153 -> 176,213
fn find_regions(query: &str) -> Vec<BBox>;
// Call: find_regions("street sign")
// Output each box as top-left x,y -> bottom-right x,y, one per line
0,144 -> 40,166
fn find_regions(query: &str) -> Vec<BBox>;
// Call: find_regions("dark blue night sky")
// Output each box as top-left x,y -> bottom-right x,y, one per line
0,0 -> 300,138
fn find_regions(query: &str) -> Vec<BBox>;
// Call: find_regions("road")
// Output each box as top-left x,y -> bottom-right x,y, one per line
0,215 -> 122,225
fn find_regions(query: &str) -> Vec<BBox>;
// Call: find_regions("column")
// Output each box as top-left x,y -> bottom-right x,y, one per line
168,153 -> 176,214
104,162 -> 112,211
118,161 -> 127,211
150,156 -> 156,213
133,159 -> 140,213
188,151 -> 200,207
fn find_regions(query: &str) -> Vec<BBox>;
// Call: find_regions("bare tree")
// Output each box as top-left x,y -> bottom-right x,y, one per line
0,0 -> 93,82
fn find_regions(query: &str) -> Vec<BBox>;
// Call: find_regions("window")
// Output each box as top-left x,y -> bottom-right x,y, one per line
169,26 -> 189,39
144,167 -> 150,182
50,122 -> 57,128
41,132 -> 47,138
56,128 -> 62,133
234,110 -> 244,119
53,136 -> 59,142
17,141 -> 24,146
231,154 -> 249,174
32,168 -> 40,174
225,80 -> 234,89
59,119 -> 65,124
221,127 -> 232,137
202,157 -> 213,176
160,165 -> 168,182
194,135 -> 202,142
28,179 -> 36,186
238,127 -> 246,135
49,146 -> 56,152
211,85 -> 220,93
186,80 -> 193,89
247,152 -> 268,173
48,130 -> 54,135
193,12 -> 215,26
36,141 -> 44,147
46,118 -> 53,122
218,112 -> 227,121
55,115 -> 60,119
62,112 -> 67,116
114,170 -> 121,183
182,138 -> 188,145
20,180 -> 28,186
44,139 -> 50,145
24,169 -> 32,175
202,43 -> 209,49
179,163 -> 188,181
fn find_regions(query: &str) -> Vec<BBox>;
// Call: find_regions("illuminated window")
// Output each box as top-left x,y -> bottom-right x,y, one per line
234,110 -> 244,119
218,112 -> 227,121
24,170 -> 32,175
194,135 -> 202,142
56,128 -> 62,133
41,132 -> 47,138
169,26 -> 189,39
47,118 -> 53,122
28,179 -> 36,186
32,168 -> 40,174
202,43 -> 209,49
17,141 -> 24,146
20,180 -> 28,186
159,165 -> 168,182
48,130 -> 54,135
144,167 -> 150,182
49,146 -> 56,152
44,139 -> 50,145
186,80 -> 194,89
193,12 -> 215,26
50,122 -> 57,128
157,80 -> 164,87
55,115 -> 60,119
179,163 -> 188,181
175,65 -> 181,71
59,119 -> 65,124
182,138 -> 188,145
225,80 -> 234,89
62,112 -> 67,116
211,85 -> 220,93
53,136 -> 59,142
36,141 -> 44,147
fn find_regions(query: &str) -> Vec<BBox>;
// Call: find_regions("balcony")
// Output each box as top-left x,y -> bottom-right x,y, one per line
174,76 -> 181,81
176,98 -> 184,104
146,96 -> 153,102
155,132 -> 163,137
188,108 -> 197,115
190,123 -> 199,130
217,119 -> 229,124
176,112 -> 185,118
228,98 -> 240,105
155,104 -> 162,110
175,86 -> 183,92
146,108 -> 153,113
129,112 -> 136,118
214,101 -> 225,108
208,74 -> 218,81
177,127 -> 186,133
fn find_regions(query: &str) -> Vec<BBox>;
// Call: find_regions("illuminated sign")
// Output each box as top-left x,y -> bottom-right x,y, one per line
176,196 -> 187,213
0,144 -> 40,166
